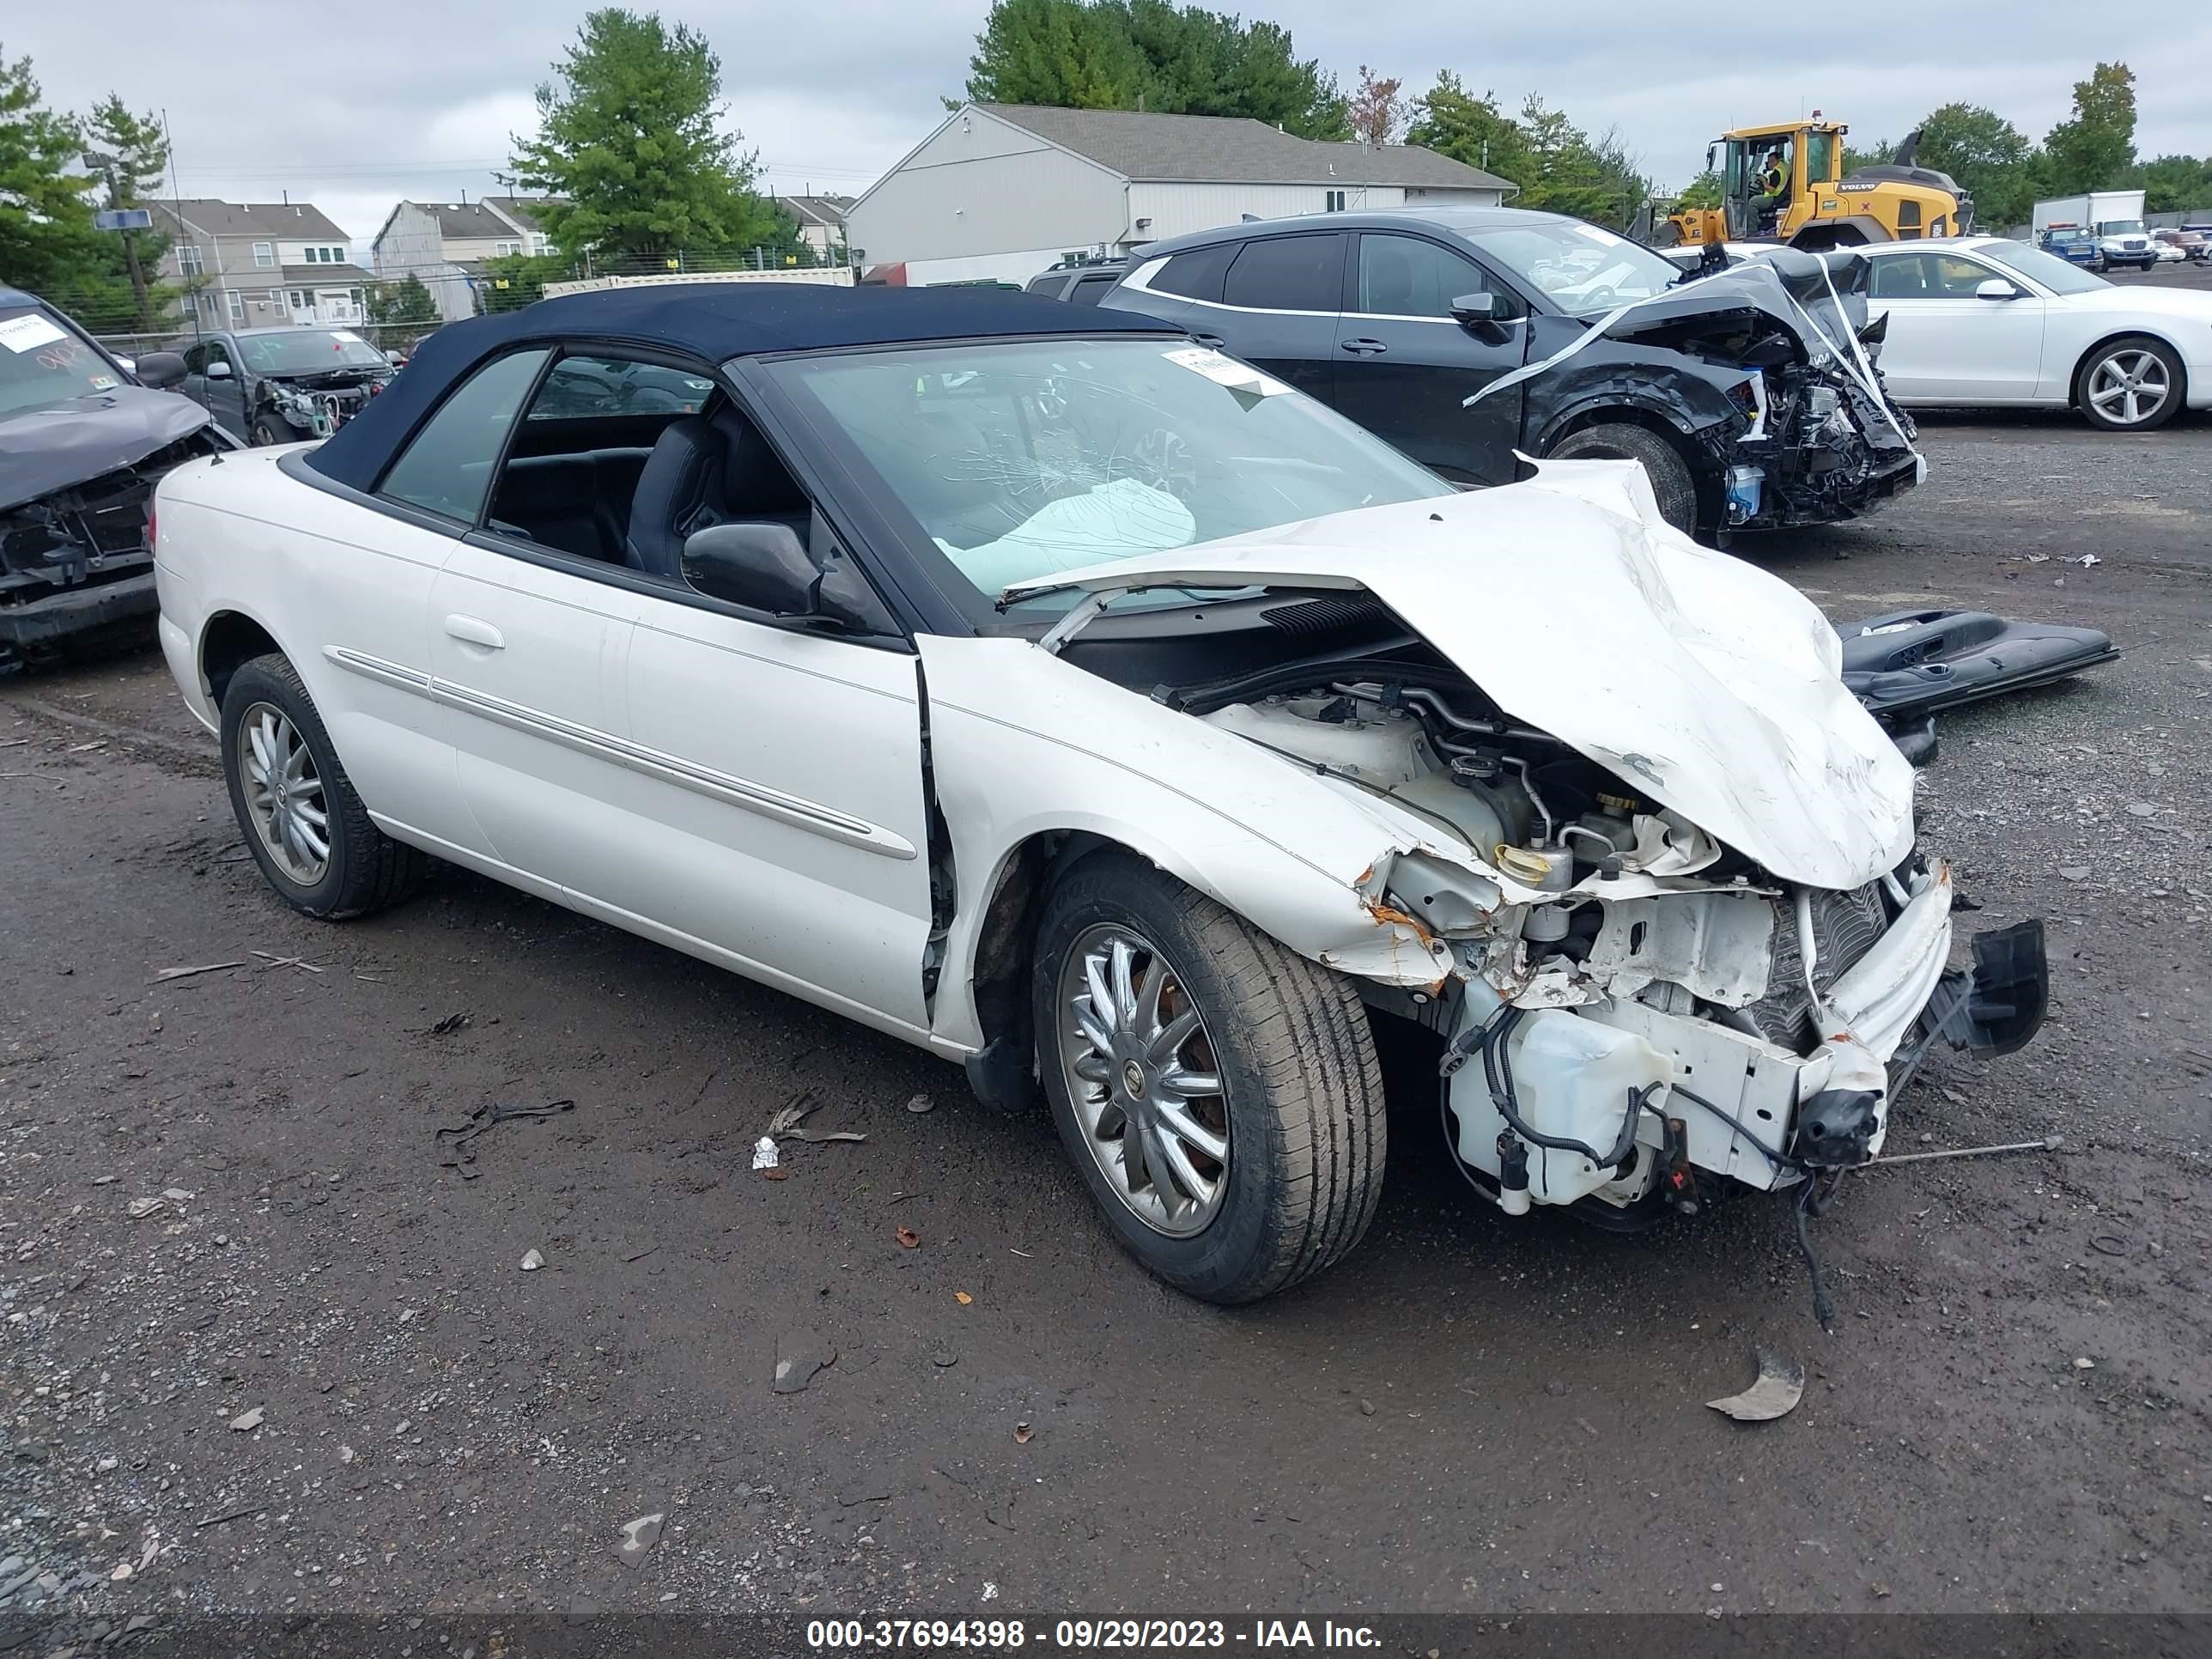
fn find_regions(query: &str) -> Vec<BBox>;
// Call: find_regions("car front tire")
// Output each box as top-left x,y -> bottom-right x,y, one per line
250,418 -> 299,447
220,653 -> 425,919
1031,850 -> 1387,1304
1544,422 -> 1699,534
2075,335 -> 2185,432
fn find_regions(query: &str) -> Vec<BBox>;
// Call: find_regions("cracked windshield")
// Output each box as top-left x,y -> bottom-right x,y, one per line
781,337 -> 1446,597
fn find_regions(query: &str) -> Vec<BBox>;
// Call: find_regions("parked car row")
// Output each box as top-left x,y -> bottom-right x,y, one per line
147,281 -> 2051,1303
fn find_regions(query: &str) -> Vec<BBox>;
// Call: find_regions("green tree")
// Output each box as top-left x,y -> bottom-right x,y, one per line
2043,61 -> 2136,193
2130,153 -> 2212,215
963,0 -> 1346,139
1675,167 -> 1723,210
1841,135 -> 1896,176
506,9 -> 783,260
1405,73 -> 1528,186
477,251 -> 575,313
81,94 -> 173,330
367,272 -> 441,325
0,46 -> 99,300
1913,103 -> 2035,229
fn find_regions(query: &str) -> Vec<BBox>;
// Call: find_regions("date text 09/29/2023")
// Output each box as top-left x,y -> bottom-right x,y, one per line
806,1619 -> 1382,1649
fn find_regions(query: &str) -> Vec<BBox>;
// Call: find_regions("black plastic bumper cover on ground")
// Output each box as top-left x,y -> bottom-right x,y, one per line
1838,609 -> 2120,722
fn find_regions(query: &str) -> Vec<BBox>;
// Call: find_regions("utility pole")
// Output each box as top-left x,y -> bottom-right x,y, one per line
83,149 -> 155,331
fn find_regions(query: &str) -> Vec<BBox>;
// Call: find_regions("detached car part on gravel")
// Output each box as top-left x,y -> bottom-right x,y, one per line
1,288 -> 230,672
149,283 -> 2048,1304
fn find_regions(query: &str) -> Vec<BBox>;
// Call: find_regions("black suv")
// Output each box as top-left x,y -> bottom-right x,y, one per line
1023,263 -> 1127,306
1103,207 -> 1919,538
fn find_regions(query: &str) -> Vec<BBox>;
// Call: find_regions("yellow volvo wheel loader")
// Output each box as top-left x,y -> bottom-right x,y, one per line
1656,118 -> 1971,252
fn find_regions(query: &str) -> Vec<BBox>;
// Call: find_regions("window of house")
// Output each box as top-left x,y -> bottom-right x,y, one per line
289,289 -> 309,309
1325,190 -> 1347,212
177,246 -> 204,276
226,290 -> 244,322
378,349 -> 550,523
495,241 -> 521,258
1353,234 -> 1488,318
252,241 -> 275,268
1221,233 -> 1345,312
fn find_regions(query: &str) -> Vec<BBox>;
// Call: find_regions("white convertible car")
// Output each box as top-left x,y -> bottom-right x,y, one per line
1847,237 -> 2209,430
151,284 -> 2048,1304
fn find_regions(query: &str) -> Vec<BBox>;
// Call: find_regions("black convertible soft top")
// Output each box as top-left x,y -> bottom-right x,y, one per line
307,281 -> 1176,492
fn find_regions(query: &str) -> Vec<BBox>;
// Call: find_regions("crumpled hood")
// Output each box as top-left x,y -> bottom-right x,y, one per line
0,387 -> 216,513
1004,459 -> 1916,891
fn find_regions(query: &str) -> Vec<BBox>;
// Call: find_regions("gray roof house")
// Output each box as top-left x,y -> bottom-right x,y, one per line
776,193 -> 854,258
843,103 -> 1516,286
370,196 -> 568,322
146,199 -> 374,331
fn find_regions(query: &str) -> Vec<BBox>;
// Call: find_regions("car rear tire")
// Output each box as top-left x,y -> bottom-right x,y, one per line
2075,335 -> 2185,432
1031,851 -> 1386,1304
1545,422 -> 1700,534
220,653 -> 425,920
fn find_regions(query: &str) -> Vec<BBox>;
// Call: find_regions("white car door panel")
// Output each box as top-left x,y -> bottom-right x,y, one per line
427,542 -> 642,889
222,485 -> 477,856
1867,252 -> 2048,403
609,598 -> 937,1035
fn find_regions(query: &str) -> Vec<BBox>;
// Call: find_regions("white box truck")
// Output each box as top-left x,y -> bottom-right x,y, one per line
2033,190 -> 2155,271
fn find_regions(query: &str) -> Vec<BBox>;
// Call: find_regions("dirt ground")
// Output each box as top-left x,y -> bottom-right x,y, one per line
3,395 -> 2209,1643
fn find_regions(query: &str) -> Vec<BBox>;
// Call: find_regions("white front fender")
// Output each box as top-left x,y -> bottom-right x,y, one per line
917,635 -> 1455,1049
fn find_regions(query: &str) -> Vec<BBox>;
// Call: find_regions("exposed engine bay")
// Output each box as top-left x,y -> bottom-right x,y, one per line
252,366 -> 387,439
1173,645 -> 2041,1227
1037,477 -> 2049,1255
2,392 -> 231,672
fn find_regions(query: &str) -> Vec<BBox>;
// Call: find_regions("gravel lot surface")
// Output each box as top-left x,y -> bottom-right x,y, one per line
2,321 -> 2209,1645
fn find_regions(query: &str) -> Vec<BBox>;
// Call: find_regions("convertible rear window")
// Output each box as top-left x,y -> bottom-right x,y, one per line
763,337 -> 1445,596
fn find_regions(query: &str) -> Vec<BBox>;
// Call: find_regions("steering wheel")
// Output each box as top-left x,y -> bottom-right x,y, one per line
1581,284 -> 1620,312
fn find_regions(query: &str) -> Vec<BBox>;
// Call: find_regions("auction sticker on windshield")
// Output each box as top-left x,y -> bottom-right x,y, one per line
1162,345 -> 1290,396
0,313 -> 70,354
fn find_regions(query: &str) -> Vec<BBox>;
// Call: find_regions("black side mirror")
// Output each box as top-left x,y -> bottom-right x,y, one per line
681,520 -> 882,634
134,350 -> 186,389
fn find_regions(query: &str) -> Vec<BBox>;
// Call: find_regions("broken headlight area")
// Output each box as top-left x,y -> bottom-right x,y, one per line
257,371 -> 386,437
1170,659 -> 2046,1233
1,429 -> 223,668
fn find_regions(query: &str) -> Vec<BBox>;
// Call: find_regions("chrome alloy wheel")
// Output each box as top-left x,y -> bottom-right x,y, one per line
1055,925 -> 1230,1237
236,701 -> 330,884
2087,348 -> 2173,426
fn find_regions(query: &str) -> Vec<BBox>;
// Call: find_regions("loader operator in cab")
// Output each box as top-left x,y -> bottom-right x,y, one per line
1756,146 -> 1791,234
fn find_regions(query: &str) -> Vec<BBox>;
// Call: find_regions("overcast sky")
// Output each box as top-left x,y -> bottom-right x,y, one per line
15,0 -> 2212,252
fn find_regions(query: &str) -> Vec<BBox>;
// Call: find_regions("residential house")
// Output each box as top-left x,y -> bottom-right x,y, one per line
775,194 -> 853,260
370,197 -> 567,321
843,104 -> 1517,286
147,199 -> 374,329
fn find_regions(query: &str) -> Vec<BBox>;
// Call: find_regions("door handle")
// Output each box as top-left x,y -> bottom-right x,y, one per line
1191,332 -> 1225,348
443,615 -> 505,650
1340,337 -> 1389,356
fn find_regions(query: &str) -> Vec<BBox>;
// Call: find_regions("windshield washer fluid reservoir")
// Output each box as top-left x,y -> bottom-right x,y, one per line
1448,1008 -> 1676,1208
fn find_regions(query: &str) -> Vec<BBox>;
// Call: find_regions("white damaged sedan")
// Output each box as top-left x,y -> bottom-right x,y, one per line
150,284 -> 2048,1303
